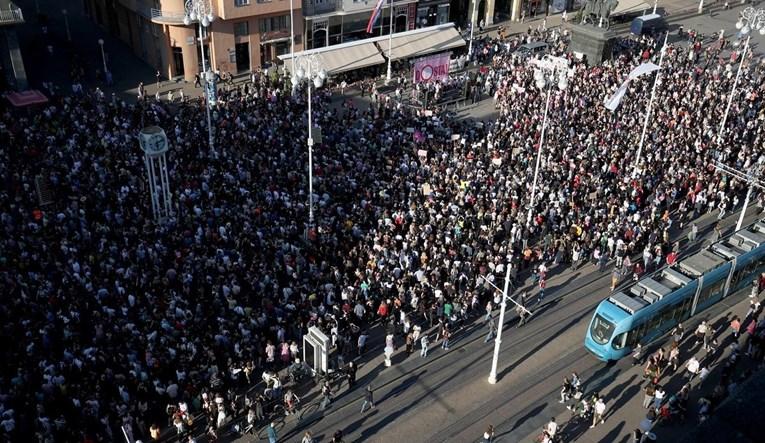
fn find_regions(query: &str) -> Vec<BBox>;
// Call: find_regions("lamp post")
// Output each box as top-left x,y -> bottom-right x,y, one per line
62,9 -> 71,41
97,39 -> 107,74
479,271 -> 534,384
468,0 -> 478,59
632,32 -> 668,177
289,0 -> 295,76
720,7 -> 765,143
385,0 -> 395,83
717,7 -> 765,231
292,55 -> 327,228
183,0 -> 216,155
714,162 -> 765,232
526,55 -> 570,228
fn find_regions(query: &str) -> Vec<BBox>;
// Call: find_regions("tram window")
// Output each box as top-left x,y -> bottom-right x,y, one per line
612,332 -> 627,350
732,261 -> 758,287
674,296 -> 693,321
590,314 -> 615,345
697,280 -> 724,306
627,323 -> 647,346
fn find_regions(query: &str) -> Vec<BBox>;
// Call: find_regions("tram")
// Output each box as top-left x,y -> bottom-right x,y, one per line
584,219 -> 765,361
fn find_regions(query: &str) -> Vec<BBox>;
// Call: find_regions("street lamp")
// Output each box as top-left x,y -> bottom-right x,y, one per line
526,55 -> 570,228
385,0 -> 395,83
468,0 -> 478,59
62,9 -> 71,42
293,54 -> 327,228
97,39 -> 107,74
480,271 -> 534,385
717,7 -> 765,230
183,0 -> 216,155
720,7 -> 765,142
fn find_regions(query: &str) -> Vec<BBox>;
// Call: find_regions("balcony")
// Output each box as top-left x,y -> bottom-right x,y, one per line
150,8 -> 188,25
302,0 -> 339,17
0,3 -> 23,26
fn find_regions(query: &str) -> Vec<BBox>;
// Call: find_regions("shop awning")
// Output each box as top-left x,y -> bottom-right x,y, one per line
373,24 -> 466,62
4,90 -> 48,107
611,0 -> 653,16
279,40 -> 386,75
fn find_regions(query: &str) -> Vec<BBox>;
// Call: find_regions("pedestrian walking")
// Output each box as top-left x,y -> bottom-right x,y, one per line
730,315 -> 741,339
545,417 -> 558,438
537,277 -> 547,304
360,385 -> 375,413
420,335 -> 429,357
346,361 -> 357,389
485,316 -> 497,343
685,356 -> 700,383
653,385 -> 665,410
320,381 -> 333,410
441,328 -> 451,350
694,320 -> 708,347
266,422 -> 278,443
687,223 -> 698,244
590,397 -> 606,428
632,343 -> 644,366
480,425 -> 495,443
642,383 -> 656,409
302,431 -> 315,443
560,377 -> 573,403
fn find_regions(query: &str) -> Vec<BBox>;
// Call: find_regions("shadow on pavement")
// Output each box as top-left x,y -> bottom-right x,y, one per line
497,309 -> 591,382
596,419 -> 625,443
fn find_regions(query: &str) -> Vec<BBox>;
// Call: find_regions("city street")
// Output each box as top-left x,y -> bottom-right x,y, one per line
233,207 -> 761,443
3,1 -> 765,442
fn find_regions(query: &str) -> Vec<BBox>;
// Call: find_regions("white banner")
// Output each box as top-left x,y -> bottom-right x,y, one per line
604,62 -> 661,112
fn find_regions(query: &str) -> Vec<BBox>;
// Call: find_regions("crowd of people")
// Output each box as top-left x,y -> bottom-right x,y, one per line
1,14 -> 765,443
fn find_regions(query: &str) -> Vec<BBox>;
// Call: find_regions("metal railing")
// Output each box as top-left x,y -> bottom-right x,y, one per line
302,0 -> 339,16
0,7 -> 23,24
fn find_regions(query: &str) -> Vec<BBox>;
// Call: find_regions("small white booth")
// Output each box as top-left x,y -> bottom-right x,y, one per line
303,326 -> 330,375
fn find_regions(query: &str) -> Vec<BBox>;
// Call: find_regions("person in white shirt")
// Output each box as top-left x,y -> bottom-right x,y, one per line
591,397 -> 606,428
653,386 -> 665,410
686,356 -> 700,382
545,417 -> 558,436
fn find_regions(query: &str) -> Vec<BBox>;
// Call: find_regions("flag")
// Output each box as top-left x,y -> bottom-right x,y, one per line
603,62 -> 661,112
366,0 -> 386,33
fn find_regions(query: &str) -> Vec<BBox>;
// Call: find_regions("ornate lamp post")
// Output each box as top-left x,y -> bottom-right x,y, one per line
183,0 -> 216,155
718,7 -> 765,231
292,54 -> 327,228
526,55 -> 570,228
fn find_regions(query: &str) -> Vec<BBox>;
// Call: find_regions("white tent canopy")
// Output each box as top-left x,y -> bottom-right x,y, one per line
371,24 -> 466,62
279,40 -> 385,75
611,0 -> 654,16
279,23 -> 466,75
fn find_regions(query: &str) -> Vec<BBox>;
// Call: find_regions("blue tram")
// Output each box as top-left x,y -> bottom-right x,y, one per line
585,219 -> 765,361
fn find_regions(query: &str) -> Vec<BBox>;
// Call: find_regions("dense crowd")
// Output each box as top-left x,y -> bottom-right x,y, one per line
1,22 -> 765,443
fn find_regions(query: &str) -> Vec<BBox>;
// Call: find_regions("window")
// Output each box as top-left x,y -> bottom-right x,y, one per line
590,314 -> 615,345
234,21 -> 249,37
627,322 -> 648,347
235,0 -> 251,6
612,332 -> 626,350
697,279 -> 725,308
259,15 -> 289,33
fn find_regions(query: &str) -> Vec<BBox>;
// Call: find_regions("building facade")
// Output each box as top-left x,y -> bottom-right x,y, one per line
84,0 -> 304,82
301,0 -> 449,50
0,0 -> 26,90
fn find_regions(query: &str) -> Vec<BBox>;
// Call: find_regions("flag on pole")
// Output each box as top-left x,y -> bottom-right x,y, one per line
603,62 -> 661,112
366,0 -> 386,33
